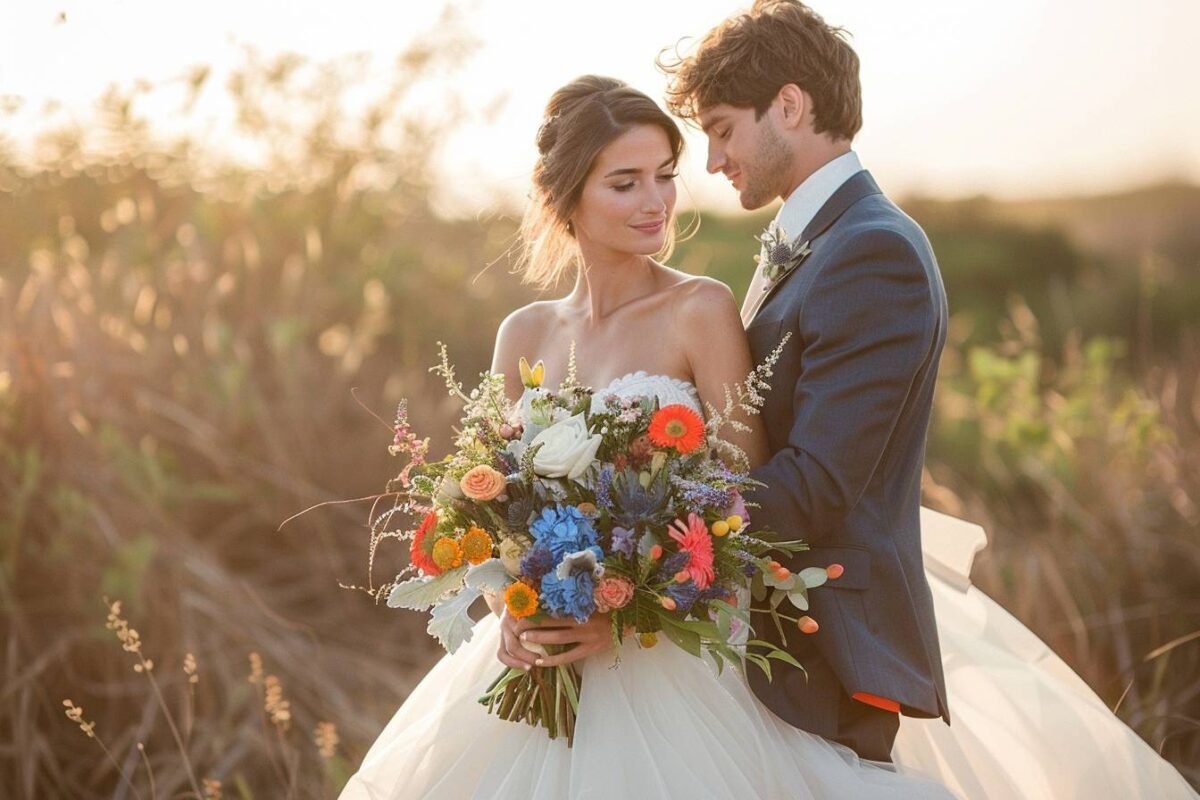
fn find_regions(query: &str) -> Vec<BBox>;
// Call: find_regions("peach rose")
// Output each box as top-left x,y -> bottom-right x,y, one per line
459,464 -> 506,502
593,575 -> 635,613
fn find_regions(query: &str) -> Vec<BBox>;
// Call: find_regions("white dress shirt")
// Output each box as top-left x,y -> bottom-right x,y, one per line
740,150 -> 864,325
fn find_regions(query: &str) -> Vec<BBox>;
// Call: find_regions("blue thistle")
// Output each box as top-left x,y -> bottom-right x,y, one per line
520,546 -> 556,582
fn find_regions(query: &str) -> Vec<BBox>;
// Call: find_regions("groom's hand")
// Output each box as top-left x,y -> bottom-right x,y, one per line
516,612 -> 615,668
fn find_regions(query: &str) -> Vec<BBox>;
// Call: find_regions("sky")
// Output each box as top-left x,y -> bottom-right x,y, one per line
2,0 -> 1198,215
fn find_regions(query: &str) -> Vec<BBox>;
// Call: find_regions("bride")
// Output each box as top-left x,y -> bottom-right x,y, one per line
338,77 -> 1196,799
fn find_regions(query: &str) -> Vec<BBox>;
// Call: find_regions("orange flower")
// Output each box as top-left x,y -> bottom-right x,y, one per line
461,526 -> 493,565
648,404 -> 705,454
504,582 -> 538,618
431,536 -> 464,571
409,512 -> 441,576
459,465 -> 507,502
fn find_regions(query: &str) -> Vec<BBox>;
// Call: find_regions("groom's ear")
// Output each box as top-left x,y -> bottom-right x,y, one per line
775,84 -> 809,131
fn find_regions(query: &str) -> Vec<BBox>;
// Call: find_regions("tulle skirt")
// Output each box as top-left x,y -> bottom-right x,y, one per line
340,516 -> 1197,800
338,606 -> 955,800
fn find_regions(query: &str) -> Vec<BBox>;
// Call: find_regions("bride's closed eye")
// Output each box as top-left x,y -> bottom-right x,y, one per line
613,173 -> 678,192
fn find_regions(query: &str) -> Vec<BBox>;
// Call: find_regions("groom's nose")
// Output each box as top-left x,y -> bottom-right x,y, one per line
706,141 -> 725,174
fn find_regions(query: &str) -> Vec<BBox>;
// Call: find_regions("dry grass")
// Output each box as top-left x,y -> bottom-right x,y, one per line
1,30 -> 1197,796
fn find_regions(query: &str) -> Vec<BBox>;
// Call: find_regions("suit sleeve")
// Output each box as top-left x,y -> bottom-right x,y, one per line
747,229 -> 937,544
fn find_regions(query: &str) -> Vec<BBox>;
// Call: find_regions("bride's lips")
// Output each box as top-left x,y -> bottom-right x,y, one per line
630,219 -> 665,234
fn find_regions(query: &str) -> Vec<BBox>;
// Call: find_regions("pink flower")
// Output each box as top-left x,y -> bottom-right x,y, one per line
593,576 -> 635,613
459,465 -> 507,502
667,513 -> 715,589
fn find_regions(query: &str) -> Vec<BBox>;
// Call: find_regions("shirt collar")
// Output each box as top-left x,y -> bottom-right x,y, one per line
774,150 -> 864,243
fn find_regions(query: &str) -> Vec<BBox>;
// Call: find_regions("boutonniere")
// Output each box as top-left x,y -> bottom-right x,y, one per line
755,221 -> 813,290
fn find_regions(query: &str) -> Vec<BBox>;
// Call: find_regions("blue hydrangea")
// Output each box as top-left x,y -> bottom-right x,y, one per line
530,503 -> 598,561
540,570 -> 596,623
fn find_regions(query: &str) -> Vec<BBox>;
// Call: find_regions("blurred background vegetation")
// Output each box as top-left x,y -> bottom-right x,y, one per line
2,28 -> 1197,799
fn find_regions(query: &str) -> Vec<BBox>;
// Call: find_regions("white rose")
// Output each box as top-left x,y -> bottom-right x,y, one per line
529,413 -> 602,481
498,538 -> 526,577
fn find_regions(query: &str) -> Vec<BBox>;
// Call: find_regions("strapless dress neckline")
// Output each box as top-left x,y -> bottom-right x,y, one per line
586,370 -> 701,415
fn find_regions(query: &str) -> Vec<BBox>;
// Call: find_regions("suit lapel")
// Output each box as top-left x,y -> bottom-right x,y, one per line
746,170 -> 882,326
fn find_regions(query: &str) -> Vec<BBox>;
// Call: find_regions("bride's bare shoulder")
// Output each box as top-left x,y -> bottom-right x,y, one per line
498,300 -> 557,335
662,272 -> 738,318
494,301 -> 558,364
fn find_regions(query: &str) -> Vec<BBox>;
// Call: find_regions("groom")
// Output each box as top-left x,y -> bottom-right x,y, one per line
663,0 -> 950,764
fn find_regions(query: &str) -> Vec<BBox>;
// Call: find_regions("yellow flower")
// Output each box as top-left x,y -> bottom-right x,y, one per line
431,536 -> 464,570
461,526 -> 494,564
504,582 -> 538,618
518,356 -> 545,388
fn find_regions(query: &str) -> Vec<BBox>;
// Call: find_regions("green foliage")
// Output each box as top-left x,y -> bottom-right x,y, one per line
1,25 -> 1196,796
927,302 -> 1198,776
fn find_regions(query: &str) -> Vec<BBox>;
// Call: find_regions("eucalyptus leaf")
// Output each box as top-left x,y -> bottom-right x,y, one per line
751,571 -> 766,602
787,588 -> 810,612
798,567 -> 828,589
386,566 -> 468,611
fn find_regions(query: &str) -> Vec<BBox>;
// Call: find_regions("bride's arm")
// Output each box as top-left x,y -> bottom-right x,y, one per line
675,279 -> 771,470
491,305 -> 542,405
484,305 -> 542,623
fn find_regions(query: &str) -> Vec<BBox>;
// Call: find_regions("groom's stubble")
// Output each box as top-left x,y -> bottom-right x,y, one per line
739,117 -> 795,210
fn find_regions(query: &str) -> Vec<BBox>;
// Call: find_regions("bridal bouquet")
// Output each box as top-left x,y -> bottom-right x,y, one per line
378,339 -> 838,745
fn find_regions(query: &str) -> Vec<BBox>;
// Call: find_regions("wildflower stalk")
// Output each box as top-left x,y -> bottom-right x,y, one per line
104,599 -> 204,799
248,655 -> 291,788
137,742 -> 156,800
183,652 -> 198,745
61,700 -> 145,800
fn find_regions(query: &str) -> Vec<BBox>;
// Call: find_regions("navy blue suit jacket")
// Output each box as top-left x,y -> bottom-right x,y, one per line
744,170 -> 951,737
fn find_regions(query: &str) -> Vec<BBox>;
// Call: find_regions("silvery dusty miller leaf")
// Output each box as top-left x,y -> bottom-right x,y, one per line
386,566 -> 467,611
428,586 -> 482,653
463,559 -> 511,593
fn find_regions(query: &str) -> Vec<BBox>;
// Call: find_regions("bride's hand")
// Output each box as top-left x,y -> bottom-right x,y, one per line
496,608 -> 545,671
514,612 -> 615,668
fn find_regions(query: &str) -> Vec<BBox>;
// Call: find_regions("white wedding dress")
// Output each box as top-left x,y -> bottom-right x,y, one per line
340,373 -> 1197,800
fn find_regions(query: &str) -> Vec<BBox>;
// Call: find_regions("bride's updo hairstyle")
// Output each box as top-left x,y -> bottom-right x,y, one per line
516,75 -> 685,290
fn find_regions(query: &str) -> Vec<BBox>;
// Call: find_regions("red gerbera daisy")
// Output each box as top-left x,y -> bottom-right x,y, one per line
409,511 -> 442,576
648,404 -> 705,454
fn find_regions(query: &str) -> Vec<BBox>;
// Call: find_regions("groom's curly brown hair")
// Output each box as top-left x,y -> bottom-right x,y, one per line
660,0 -> 862,141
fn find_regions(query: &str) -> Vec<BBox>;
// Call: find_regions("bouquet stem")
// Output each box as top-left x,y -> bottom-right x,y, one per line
477,644 -> 582,746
